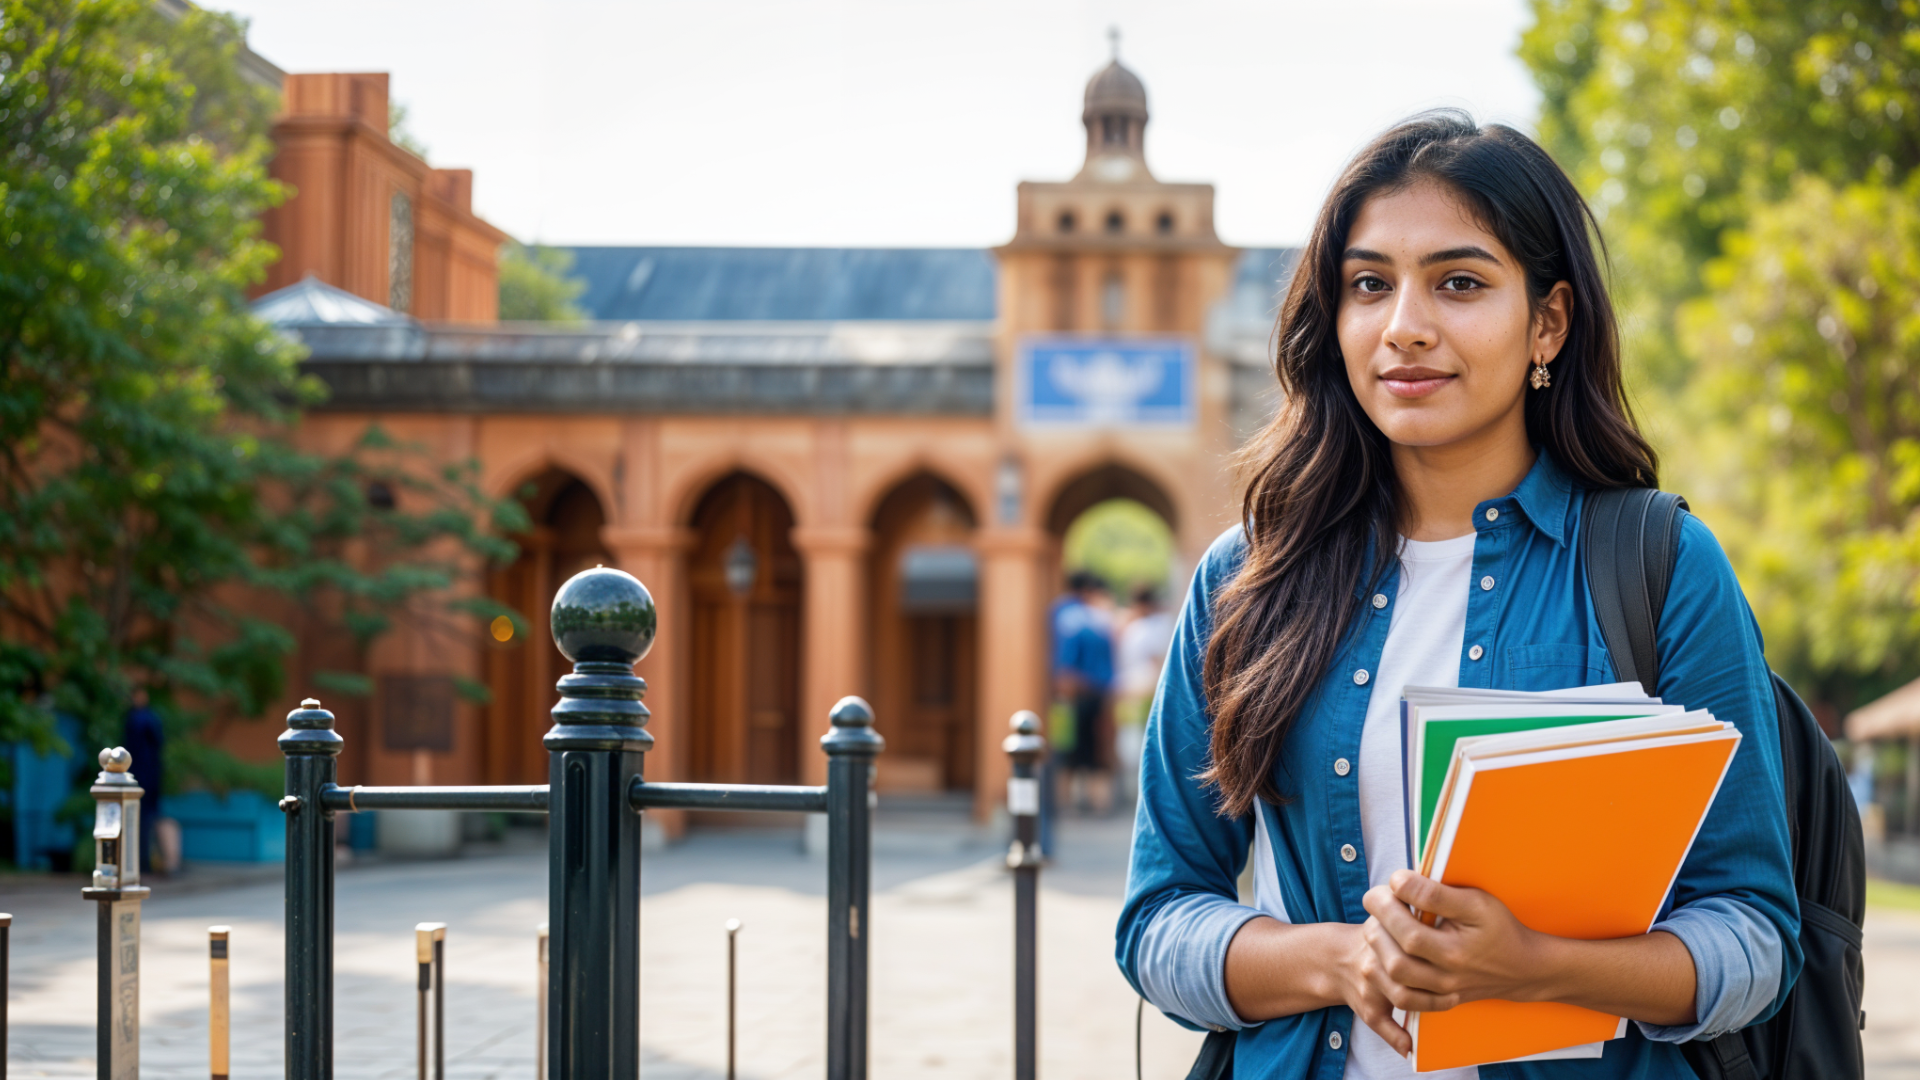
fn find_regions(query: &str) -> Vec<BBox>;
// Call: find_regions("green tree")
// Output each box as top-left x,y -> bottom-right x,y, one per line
1680,178 -> 1920,701
1521,0 -> 1920,702
0,0 -> 524,787
499,242 -> 588,322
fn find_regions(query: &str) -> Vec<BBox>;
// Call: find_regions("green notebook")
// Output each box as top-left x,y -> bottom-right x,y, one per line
1401,689 -> 1679,865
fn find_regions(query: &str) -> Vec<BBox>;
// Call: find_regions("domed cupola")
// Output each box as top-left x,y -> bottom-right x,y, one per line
1079,32 -> 1151,183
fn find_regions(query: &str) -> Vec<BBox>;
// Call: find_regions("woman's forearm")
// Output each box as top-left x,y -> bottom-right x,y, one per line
1520,928 -> 1698,1027
1222,917 -> 1357,1021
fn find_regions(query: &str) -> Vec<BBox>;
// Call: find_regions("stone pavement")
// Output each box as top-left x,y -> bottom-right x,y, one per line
5,808 -> 1920,1079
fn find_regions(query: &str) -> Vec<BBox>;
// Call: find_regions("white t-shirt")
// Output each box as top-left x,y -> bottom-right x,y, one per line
1345,533 -> 1480,1080
1118,610 -> 1175,698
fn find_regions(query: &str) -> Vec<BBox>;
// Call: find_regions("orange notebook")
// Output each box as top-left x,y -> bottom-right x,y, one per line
1408,721 -> 1741,1072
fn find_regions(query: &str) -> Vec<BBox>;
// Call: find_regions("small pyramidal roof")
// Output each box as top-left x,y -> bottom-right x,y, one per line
252,275 -> 416,326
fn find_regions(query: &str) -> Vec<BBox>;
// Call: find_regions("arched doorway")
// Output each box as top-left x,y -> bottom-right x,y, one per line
1043,463 -> 1178,812
688,473 -> 803,785
485,470 -> 612,785
867,474 -> 979,794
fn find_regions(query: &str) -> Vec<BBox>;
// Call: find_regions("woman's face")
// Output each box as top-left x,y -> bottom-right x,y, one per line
1335,179 -> 1570,452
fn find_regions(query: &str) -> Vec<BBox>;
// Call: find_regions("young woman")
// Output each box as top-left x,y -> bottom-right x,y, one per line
1116,112 -> 1799,1079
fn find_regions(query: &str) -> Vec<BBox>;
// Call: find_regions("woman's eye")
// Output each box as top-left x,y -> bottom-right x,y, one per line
1441,275 -> 1483,292
1354,276 -> 1390,294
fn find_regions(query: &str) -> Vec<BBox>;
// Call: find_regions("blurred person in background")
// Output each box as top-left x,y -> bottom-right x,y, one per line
122,687 -> 177,875
1114,583 -> 1174,804
1054,570 -> 1116,816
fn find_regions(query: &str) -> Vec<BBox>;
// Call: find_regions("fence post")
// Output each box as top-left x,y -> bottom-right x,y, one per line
1003,710 -> 1045,1080
822,696 -> 882,1080
2,911 -> 9,1074
81,746 -> 149,1080
544,567 -> 656,1080
280,698 -> 343,1080
210,927 -> 231,1080
726,918 -> 741,1080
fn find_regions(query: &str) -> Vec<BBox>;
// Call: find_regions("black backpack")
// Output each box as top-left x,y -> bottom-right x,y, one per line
1583,488 -> 1867,1080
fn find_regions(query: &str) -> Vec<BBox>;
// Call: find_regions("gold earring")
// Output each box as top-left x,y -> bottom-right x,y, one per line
1530,357 -> 1551,390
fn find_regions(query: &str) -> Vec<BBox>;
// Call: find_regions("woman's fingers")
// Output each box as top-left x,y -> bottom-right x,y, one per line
1388,869 -> 1487,924
1364,884 -> 1452,966
1362,910 -> 1458,999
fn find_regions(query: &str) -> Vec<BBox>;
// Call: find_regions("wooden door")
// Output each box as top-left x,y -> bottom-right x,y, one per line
905,613 -> 977,790
689,475 -> 802,785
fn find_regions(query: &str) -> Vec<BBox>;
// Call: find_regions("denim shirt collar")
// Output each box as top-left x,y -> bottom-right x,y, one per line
1497,449 -> 1575,548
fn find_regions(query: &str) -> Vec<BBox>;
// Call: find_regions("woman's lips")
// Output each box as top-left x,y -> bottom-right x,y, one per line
1380,368 -> 1454,399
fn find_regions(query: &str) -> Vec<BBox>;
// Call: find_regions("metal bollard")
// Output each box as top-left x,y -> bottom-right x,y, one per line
725,919 -> 742,1080
822,696 -> 882,1080
280,699 -> 343,1080
1004,710 -> 1046,1080
536,922 -> 549,1080
82,746 -> 149,1080
3,911 -> 10,1074
210,927 -> 232,1080
416,923 -> 446,1080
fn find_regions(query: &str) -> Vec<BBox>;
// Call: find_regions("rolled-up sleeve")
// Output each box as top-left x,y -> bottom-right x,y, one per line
1637,515 -> 1802,1035
1116,529 -> 1261,1031
1638,896 -> 1784,1041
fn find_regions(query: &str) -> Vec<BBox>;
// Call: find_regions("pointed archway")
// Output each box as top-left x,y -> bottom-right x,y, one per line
687,472 -> 803,785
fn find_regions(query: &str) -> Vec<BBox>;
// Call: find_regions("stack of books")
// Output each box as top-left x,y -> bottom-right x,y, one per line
1398,684 -> 1741,1072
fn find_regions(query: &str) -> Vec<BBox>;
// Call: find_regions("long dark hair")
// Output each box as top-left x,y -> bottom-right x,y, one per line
1199,111 -> 1657,818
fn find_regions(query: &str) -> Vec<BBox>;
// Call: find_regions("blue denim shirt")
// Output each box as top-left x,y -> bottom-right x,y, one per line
1116,453 -> 1802,1079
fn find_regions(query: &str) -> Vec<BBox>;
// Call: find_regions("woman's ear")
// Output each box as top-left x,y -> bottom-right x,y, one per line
1535,281 -> 1574,366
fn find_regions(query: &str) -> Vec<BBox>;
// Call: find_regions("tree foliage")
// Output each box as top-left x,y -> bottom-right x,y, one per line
0,0 -> 524,783
1522,0 -> 1920,703
498,242 -> 587,322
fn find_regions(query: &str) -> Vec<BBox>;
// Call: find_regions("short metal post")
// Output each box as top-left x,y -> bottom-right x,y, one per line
1004,711 -> 1045,1080
416,923 -> 446,1080
536,923 -> 549,1080
544,567 -> 655,1080
280,699 -> 343,1080
3,912 -> 10,1075
822,696 -> 882,1080
81,746 -> 149,1080
726,919 -> 742,1080
210,927 -> 231,1080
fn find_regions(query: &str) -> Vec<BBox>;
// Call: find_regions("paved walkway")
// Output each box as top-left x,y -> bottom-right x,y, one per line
5,810 -> 1919,1079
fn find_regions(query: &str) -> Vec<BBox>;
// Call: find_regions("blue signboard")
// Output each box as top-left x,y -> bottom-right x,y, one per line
1016,337 -> 1195,428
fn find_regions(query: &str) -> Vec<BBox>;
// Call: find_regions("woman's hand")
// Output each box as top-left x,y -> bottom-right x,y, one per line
1360,869 -> 1550,1014
1360,869 -> 1700,1029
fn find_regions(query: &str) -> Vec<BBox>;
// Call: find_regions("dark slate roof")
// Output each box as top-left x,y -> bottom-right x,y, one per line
564,247 -> 999,322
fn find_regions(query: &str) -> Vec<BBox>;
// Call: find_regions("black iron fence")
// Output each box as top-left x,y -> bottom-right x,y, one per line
5,563 -> 1054,1080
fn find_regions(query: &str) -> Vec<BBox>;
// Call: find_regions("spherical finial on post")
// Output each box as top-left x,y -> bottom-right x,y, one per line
550,566 -> 656,666
821,695 -> 884,757
99,746 -> 132,773
1003,710 -> 1046,761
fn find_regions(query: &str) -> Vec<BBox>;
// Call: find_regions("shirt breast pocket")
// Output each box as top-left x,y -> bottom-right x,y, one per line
1504,643 -> 1613,692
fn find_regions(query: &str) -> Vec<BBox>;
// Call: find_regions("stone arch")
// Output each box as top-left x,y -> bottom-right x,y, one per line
853,454 -> 993,535
666,452 -> 813,533
486,447 -> 617,519
684,471 -> 804,787
482,466 -> 613,785
1042,459 -> 1180,538
865,472 -> 981,795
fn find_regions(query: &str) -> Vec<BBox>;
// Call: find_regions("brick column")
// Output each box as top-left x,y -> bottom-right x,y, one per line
791,525 -> 870,788
603,524 -> 695,838
974,525 -> 1049,820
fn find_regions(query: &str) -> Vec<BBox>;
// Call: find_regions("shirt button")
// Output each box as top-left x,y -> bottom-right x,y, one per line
1329,1030 -> 1344,1050
1334,757 -> 1351,777
1485,507 -> 1500,522
1340,843 -> 1357,862
1372,593 -> 1388,610
1469,644 -> 1484,661
1480,575 -> 1496,591
1353,669 -> 1369,686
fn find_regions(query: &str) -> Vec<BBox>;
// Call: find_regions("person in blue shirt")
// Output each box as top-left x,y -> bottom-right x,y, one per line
1117,111 -> 1799,1080
1054,571 -> 1117,816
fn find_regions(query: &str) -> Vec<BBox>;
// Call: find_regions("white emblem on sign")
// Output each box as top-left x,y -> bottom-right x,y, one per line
1046,350 -> 1165,423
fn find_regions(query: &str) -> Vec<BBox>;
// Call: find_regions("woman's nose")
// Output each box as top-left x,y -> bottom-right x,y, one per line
1383,289 -> 1436,352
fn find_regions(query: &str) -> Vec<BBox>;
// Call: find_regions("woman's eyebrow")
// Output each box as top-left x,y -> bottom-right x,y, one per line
1419,245 -> 1502,267
1342,247 -> 1391,264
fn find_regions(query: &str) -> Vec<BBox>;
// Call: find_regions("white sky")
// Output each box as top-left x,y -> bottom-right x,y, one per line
217,0 -> 1542,249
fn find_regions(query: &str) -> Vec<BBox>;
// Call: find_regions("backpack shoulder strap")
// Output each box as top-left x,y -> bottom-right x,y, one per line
1580,487 -> 1689,695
